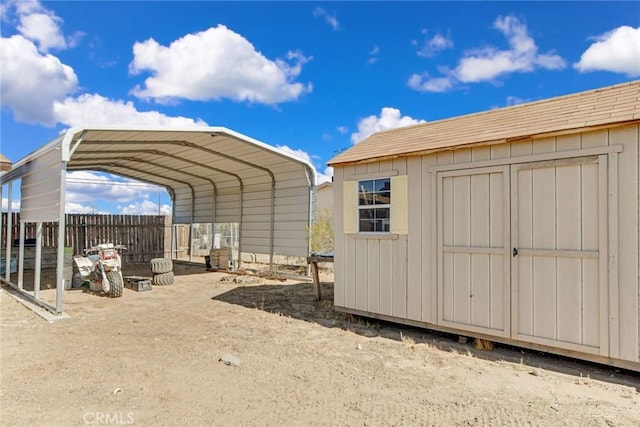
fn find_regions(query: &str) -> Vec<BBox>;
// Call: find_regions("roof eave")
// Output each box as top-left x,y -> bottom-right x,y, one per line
328,118 -> 640,168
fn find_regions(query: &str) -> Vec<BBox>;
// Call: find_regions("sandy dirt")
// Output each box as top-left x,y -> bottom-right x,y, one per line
1,263 -> 639,426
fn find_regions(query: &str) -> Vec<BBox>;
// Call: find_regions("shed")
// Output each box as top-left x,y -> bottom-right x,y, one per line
328,80 -> 640,371
1,126 -> 316,314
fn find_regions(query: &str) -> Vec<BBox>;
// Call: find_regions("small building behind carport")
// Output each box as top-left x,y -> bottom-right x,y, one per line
328,80 -> 640,371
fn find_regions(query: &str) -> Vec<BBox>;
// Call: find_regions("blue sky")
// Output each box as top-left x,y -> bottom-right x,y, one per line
1,1 -> 639,214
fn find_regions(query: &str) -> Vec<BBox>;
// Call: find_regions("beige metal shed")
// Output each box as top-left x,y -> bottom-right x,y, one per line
328,80 -> 640,371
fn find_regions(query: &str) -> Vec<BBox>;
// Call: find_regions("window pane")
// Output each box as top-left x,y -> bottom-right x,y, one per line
375,178 -> 390,192
375,191 -> 390,205
359,192 -> 375,206
359,207 -> 390,232
359,220 -> 372,232
359,209 -> 373,220
374,208 -> 389,219
359,180 -> 374,192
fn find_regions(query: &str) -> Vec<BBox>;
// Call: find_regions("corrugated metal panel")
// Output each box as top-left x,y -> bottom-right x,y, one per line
20,147 -> 63,222
329,80 -> 640,166
4,126 -> 315,258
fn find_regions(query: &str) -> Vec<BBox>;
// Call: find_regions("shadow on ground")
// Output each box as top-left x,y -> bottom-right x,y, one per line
213,280 -> 640,391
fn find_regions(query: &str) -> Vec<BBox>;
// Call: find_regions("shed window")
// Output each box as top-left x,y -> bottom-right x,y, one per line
358,178 -> 390,232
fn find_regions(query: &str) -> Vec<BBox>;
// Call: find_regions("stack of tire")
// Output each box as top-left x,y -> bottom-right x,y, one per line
150,258 -> 174,286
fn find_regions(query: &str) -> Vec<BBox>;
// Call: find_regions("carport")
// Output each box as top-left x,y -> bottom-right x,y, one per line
0,126 -> 316,314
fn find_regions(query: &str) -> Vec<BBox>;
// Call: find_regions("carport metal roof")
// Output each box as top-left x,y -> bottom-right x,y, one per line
1,126 -> 316,314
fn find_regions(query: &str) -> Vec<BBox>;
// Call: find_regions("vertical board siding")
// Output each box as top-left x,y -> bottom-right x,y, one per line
421,155 -> 438,323
407,156 -> 423,321
333,166 -> 346,307
355,239 -> 368,311
440,168 -> 507,333
610,126 -> 639,361
379,239 -> 393,316
367,240 -> 380,313
516,157 -> 602,350
556,163 -> 583,344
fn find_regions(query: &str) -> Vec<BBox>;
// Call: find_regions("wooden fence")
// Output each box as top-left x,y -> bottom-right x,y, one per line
1,213 -> 169,263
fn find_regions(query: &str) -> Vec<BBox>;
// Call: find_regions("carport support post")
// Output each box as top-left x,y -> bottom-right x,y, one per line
18,222 -> 25,289
55,218 -> 66,313
55,167 -> 67,313
34,222 -> 42,300
0,185 -> 2,276
188,224 -> 193,263
4,182 -> 13,282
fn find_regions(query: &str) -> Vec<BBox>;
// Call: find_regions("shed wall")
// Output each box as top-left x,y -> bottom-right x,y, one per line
334,124 -> 639,367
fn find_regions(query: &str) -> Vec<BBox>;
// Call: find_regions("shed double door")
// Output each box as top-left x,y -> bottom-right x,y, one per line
438,156 -> 607,355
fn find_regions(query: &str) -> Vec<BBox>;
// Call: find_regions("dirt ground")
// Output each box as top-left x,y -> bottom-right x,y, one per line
1,263 -> 639,426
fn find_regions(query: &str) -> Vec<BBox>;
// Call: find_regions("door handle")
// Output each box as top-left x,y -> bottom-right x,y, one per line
513,248 -> 518,257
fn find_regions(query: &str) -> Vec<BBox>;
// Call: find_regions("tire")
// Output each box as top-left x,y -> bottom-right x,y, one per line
150,258 -> 173,274
105,270 -> 124,298
152,271 -> 174,286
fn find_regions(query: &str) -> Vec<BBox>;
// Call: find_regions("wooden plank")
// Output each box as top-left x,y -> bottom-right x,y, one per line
471,173 -> 490,247
531,159 -> 558,341
453,175 -> 471,247
491,253 -> 505,331
355,239 -> 368,311
442,251 -> 454,322
581,128 -> 608,149
609,126 -> 638,361
345,235 -> 357,309
427,161 -> 438,323
452,252 -> 471,324
406,156 -> 422,321
310,261 -> 321,300
367,239 -> 380,313
557,257 -> 582,344
379,239 -> 393,316
471,253 -> 490,328
392,235 -> 408,318
470,171 -> 489,329
429,145 -> 622,173
512,165 -> 528,337
442,246 -> 502,255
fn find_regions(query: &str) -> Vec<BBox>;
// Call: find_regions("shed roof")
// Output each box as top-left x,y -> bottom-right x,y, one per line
0,153 -> 12,172
329,80 -> 640,166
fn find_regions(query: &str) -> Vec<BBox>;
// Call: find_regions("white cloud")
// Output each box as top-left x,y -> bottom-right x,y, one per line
408,73 -> 455,93
118,200 -> 171,215
574,26 -> 640,77
351,107 -> 425,144
506,96 -> 530,106
129,25 -> 312,105
17,11 -> 66,52
313,7 -> 339,30
409,15 -> 566,92
316,166 -> 333,184
1,198 -> 20,212
2,0 -> 77,53
53,93 -> 207,127
455,16 -> 565,82
336,126 -> 348,135
276,145 -> 333,185
0,35 -> 78,125
66,171 -> 165,205
415,31 -> 453,57
368,44 -> 379,64
65,202 -> 108,214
